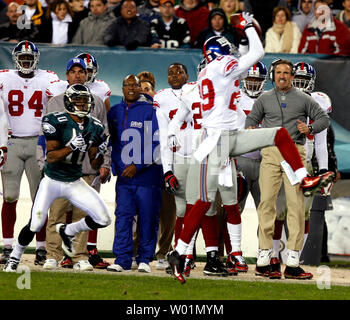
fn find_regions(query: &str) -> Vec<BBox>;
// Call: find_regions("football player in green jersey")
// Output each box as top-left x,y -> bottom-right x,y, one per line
3,84 -> 112,272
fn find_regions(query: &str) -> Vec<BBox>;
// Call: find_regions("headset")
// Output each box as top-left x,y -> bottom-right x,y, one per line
269,58 -> 296,83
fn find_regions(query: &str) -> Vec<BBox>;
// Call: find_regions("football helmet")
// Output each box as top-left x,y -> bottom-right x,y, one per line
203,36 -> 237,63
12,40 -> 40,74
197,58 -> 207,76
292,62 -> 316,93
75,52 -> 98,84
64,84 -> 94,118
242,61 -> 267,98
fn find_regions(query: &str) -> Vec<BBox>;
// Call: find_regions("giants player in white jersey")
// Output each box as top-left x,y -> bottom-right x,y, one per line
273,62 -> 333,271
46,52 -> 111,112
0,41 -> 59,266
166,13 -> 334,284
162,62 -> 231,277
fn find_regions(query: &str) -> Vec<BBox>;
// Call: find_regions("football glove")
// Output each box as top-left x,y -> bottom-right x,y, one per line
164,171 -> 179,194
235,12 -> 254,31
0,146 -> 7,167
168,134 -> 181,152
95,135 -> 110,159
69,134 -> 87,152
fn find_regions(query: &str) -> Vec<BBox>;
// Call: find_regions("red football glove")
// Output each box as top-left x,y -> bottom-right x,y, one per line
233,12 -> 254,32
164,171 -> 179,194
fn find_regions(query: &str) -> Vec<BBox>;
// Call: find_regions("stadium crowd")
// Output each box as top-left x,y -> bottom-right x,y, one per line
0,0 -> 347,282
0,0 -> 350,54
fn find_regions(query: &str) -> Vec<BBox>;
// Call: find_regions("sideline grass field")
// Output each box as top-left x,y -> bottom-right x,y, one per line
0,271 -> 349,300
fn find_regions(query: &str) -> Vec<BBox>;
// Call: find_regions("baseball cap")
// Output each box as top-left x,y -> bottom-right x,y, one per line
66,58 -> 86,71
160,0 -> 175,5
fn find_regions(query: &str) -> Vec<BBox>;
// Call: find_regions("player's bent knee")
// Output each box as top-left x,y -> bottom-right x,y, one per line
85,215 -> 111,230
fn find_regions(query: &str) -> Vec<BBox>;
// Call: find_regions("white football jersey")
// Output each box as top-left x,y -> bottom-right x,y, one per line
88,79 -> 111,103
46,79 -> 111,103
305,91 -> 331,167
154,86 -> 197,173
197,55 -> 243,131
0,69 -> 59,136
237,89 -> 261,160
45,79 -> 68,98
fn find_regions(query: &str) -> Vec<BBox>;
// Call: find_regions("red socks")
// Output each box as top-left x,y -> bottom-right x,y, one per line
1,201 -> 17,238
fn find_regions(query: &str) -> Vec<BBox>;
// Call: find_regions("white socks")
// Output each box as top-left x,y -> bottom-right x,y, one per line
65,219 -> 92,237
227,222 -> 242,252
11,243 -> 27,260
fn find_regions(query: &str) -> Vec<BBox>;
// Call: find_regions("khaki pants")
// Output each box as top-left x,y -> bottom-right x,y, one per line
46,175 -> 99,263
257,145 -> 306,251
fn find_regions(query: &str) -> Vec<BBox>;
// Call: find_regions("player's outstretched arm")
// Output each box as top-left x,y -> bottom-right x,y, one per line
236,12 -> 264,73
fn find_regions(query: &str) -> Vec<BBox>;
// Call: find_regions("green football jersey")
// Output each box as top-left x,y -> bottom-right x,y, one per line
42,111 -> 104,182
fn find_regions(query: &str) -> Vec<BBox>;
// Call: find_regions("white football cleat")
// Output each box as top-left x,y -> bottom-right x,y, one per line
73,260 -> 93,271
256,249 -> 273,267
286,250 -> 300,268
107,264 -> 131,272
43,259 -> 58,270
3,257 -> 20,272
138,262 -> 151,273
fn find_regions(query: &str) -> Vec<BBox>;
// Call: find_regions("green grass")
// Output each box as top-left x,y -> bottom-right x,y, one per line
0,272 -> 349,300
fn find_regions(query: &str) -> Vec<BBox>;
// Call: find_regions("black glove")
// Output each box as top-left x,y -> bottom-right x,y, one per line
164,171 -> 179,194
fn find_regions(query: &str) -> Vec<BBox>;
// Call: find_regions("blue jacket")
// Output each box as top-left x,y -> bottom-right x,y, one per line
107,94 -> 163,187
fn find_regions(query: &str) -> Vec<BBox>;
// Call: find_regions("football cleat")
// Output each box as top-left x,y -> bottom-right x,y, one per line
184,256 -> 196,277
269,258 -> 282,279
43,259 -> 58,270
284,266 -> 313,280
255,265 -> 270,277
203,251 -> 229,277
56,223 -> 76,257
300,172 -> 335,197
166,250 -> 186,284
88,248 -> 110,269
60,256 -> 73,268
0,246 -> 13,264
227,251 -> 248,273
256,249 -> 273,267
34,248 -> 47,266
3,257 -> 20,272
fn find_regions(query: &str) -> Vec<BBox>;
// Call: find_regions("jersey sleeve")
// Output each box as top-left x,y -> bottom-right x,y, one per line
41,113 -> 64,141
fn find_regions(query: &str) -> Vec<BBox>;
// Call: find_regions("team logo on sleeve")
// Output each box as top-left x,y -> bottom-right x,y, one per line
42,122 -> 56,134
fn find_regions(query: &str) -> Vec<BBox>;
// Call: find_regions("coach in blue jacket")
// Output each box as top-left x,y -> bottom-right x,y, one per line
107,74 -> 163,273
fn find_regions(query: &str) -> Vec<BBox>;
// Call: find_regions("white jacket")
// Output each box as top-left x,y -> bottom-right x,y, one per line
264,21 -> 301,53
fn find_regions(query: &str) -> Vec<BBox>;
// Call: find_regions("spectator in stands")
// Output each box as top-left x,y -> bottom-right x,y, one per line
298,0 -> 350,55
68,0 -> 89,29
336,0 -> 350,30
243,0 -> 288,40
104,0 -> 161,49
13,0 -> 47,41
150,0 -> 191,48
175,0 -> 210,46
107,74 -> 162,273
219,0 -> 242,24
138,0 -> 160,23
265,6 -> 302,53
72,0 -> 115,45
108,0 -> 122,16
292,0 -> 315,33
38,0 -> 75,44
194,7 -> 239,48
0,2 -> 21,42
